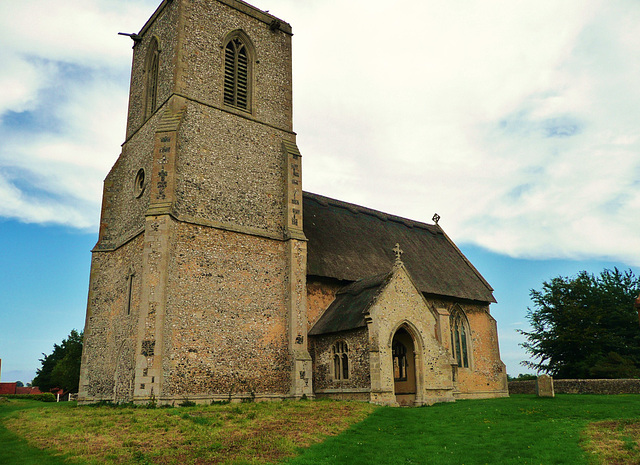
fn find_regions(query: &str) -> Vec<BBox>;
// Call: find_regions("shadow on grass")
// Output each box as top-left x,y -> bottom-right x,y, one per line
0,399 -> 78,465
285,395 -> 640,465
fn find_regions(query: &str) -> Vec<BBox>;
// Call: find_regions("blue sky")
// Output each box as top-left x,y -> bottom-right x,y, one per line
1,0 -> 639,383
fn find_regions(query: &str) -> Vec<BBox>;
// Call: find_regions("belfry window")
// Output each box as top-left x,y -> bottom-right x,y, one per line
224,37 -> 250,110
450,309 -> 470,368
144,37 -> 160,120
392,341 -> 408,381
332,341 -> 349,380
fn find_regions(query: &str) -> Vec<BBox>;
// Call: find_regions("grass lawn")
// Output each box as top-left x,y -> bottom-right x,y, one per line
2,395 -> 640,464
289,395 -> 640,465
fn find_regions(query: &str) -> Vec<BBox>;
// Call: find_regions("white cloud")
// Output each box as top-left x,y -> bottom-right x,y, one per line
0,0 -> 158,229
1,0 -> 639,266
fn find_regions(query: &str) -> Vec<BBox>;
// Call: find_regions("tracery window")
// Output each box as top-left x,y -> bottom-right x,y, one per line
332,341 -> 349,380
224,36 -> 250,110
144,37 -> 160,120
392,341 -> 408,381
450,309 -> 470,368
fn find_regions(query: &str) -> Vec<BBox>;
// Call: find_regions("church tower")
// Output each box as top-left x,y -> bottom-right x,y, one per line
79,0 -> 312,404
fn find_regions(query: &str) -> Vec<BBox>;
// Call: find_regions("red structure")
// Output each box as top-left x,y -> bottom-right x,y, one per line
0,382 -> 17,395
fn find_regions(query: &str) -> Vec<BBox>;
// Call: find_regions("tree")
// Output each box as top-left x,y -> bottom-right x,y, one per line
520,268 -> 640,379
507,373 -> 537,382
32,329 -> 83,393
15,381 -> 24,387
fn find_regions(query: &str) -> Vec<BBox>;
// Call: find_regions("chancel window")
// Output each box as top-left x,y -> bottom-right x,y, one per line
144,37 -> 160,120
332,341 -> 349,380
392,341 -> 408,381
224,37 -> 250,110
450,309 -> 470,368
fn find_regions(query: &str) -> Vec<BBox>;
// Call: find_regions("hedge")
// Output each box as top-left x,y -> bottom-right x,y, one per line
0,393 -> 57,402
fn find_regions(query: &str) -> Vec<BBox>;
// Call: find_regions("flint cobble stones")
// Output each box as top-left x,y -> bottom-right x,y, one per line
164,222 -> 291,396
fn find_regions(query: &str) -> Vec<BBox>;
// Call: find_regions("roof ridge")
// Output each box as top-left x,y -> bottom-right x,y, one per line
303,191 -> 437,233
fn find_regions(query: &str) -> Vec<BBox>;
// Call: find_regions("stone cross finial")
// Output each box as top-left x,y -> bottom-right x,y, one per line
393,243 -> 404,266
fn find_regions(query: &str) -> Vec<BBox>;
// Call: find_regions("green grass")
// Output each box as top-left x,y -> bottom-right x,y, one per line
287,395 -> 640,465
0,399 -> 76,465
1,398 -> 374,464
3,395 -> 640,464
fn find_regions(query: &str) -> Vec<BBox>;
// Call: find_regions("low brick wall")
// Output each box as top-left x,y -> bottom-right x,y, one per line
509,379 -> 640,395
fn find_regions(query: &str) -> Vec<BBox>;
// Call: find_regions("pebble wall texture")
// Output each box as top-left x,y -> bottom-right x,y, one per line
174,100 -> 290,235
96,120 -> 156,248
164,222 -> 291,396
311,329 -> 371,394
80,0 -> 302,404
79,235 -> 144,401
179,0 -> 293,131
509,379 -> 640,395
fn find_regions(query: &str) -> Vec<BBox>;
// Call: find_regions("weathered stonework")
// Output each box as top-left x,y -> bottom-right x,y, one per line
79,0 -> 507,407
307,278 -> 344,328
80,0 -> 308,405
308,266 -> 508,405
79,235 -> 144,402
508,378 -> 640,395
312,329 -> 371,394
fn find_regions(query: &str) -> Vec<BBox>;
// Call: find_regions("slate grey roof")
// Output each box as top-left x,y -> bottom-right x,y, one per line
308,273 -> 390,336
303,192 -> 496,304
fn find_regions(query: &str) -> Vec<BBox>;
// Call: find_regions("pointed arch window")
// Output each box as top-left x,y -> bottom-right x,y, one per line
144,37 -> 160,120
450,309 -> 470,368
332,341 -> 349,381
224,36 -> 251,110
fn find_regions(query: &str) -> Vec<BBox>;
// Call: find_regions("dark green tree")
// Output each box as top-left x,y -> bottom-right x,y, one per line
32,329 -> 83,392
520,268 -> 640,379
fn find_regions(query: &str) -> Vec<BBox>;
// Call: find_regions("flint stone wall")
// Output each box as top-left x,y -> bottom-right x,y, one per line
163,221 -> 291,397
311,328 -> 371,393
80,235 -> 144,400
509,378 -> 640,394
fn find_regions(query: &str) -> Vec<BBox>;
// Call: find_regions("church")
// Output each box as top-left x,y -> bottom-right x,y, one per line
78,0 -> 508,406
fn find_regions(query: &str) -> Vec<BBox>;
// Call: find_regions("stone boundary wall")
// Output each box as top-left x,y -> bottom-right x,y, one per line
509,379 -> 640,395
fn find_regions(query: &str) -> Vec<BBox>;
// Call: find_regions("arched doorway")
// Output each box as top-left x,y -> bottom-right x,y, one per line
392,327 -> 416,406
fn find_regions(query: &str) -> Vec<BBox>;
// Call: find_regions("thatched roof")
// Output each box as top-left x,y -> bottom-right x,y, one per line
308,273 -> 389,336
303,192 -> 495,304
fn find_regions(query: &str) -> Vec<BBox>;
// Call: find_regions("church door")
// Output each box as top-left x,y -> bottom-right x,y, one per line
392,327 -> 416,406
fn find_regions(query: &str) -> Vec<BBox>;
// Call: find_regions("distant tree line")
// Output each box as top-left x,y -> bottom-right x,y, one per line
520,268 -> 640,379
32,329 -> 83,393
507,373 -> 537,382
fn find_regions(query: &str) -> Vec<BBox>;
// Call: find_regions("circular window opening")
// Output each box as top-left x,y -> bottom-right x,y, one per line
134,168 -> 146,198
